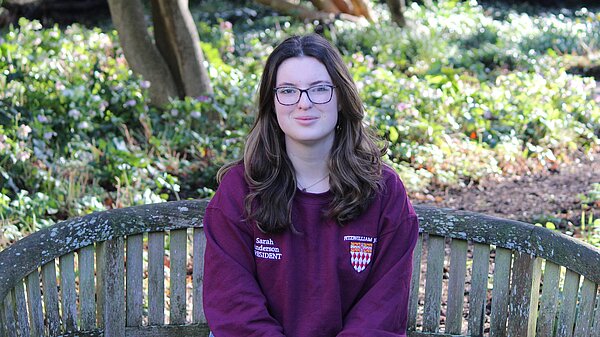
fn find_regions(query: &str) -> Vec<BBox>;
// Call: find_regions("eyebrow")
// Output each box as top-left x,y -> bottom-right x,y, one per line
277,80 -> 332,87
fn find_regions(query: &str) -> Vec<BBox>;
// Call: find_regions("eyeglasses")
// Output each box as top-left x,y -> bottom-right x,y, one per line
273,85 -> 336,106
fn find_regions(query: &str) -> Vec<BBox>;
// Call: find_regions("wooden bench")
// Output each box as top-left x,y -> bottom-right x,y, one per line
1,199 -> 599,337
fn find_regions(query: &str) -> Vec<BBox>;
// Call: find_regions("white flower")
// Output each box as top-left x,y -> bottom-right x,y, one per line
171,109 -> 179,117
68,109 -> 81,119
190,111 -> 201,119
44,132 -> 56,140
16,151 -> 31,162
123,99 -> 136,108
78,121 -> 90,129
140,80 -> 151,89
17,125 -> 32,139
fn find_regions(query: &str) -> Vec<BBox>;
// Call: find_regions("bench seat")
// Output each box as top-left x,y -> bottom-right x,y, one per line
1,200 -> 599,337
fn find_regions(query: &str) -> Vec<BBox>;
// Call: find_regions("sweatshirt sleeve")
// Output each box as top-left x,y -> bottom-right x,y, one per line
202,171 -> 286,336
337,171 -> 420,337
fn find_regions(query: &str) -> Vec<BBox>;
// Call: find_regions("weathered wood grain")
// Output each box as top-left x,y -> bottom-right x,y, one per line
102,238 -> 125,336
556,269 -> 580,337
60,252 -> 78,331
593,290 -> 600,337
193,227 -> 207,323
41,260 -> 61,335
3,290 -> 17,337
14,281 -> 31,337
408,234 -> 424,331
536,261 -> 560,336
468,243 -> 489,336
445,239 -> 468,335
489,248 -> 511,337
148,231 -> 165,325
170,229 -> 188,324
0,305 -> 6,337
78,245 -> 96,330
126,234 -> 144,326
506,253 -> 541,337
416,206 -> 600,284
573,278 -> 597,336
423,235 -> 445,333
0,200 -> 208,303
26,269 -> 45,337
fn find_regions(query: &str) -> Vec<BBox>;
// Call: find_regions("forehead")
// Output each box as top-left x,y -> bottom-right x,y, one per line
276,56 -> 332,86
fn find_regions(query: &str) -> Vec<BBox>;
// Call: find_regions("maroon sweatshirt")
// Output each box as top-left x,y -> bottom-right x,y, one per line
203,164 -> 419,337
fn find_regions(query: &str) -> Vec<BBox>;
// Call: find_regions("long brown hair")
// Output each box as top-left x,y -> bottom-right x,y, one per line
218,34 -> 385,233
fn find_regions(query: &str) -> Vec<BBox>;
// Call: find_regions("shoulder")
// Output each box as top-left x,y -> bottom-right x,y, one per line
380,164 -> 407,195
378,164 -> 416,218
208,162 -> 248,211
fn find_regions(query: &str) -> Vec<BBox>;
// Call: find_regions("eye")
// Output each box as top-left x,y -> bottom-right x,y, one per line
310,85 -> 331,93
277,87 -> 298,95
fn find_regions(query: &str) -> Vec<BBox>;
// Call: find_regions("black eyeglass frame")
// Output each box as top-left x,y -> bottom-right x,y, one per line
273,85 -> 337,106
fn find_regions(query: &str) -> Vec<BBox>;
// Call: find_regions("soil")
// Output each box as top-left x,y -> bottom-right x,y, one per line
415,82 -> 600,233
422,152 -> 600,229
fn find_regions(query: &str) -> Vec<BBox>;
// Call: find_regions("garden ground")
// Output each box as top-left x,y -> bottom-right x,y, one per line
425,147 -> 599,228
418,81 -> 600,234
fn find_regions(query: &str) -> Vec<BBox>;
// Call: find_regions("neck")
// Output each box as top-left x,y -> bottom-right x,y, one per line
286,138 -> 332,192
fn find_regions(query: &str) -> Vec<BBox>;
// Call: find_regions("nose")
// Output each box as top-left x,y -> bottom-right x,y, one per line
297,90 -> 312,109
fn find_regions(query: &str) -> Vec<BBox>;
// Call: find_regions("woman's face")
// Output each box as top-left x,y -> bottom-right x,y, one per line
274,56 -> 338,150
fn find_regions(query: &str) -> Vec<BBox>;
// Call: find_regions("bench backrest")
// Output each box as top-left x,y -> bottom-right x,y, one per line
0,200 -> 599,337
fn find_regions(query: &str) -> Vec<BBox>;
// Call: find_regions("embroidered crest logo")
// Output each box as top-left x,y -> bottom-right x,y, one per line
350,242 -> 373,273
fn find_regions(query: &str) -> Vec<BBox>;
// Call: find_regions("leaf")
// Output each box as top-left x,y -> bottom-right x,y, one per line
389,126 -> 399,143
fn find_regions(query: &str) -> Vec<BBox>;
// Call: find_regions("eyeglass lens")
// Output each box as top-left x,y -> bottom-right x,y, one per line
275,85 -> 334,105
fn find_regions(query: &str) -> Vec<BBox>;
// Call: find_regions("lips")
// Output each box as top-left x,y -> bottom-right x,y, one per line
295,115 -> 319,121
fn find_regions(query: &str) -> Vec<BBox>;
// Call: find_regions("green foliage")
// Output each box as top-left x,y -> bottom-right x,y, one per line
1,0 -> 600,248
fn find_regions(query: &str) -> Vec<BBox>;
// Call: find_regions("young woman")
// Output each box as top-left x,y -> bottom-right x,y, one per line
203,34 -> 419,337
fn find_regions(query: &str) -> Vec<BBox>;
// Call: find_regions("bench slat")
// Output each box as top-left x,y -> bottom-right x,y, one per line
556,269 -> 580,337
508,253 -> 542,337
490,247 -> 511,337
170,229 -> 188,324
445,239 -> 468,335
193,227 -> 207,323
78,245 -> 96,330
148,231 -> 165,324
0,303 -> 5,337
573,278 -> 597,335
536,261 -> 560,336
593,289 -> 600,337
468,243 -> 489,336
60,252 -> 78,331
42,259 -> 61,335
26,269 -> 45,337
3,290 -> 17,337
408,234 -> 424,331
423,235 -> 445,333
96,242 -> 105,327
102,238 -> 125,336
15,280 -> 31,336
126,234 -> 144,326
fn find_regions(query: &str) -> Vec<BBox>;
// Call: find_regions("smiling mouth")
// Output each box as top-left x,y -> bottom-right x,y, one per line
295,116 -> 319,121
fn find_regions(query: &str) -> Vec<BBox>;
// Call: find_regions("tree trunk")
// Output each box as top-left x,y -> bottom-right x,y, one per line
151,0 -> 213,98
330,0 -> 353,14
386,0 -> 407,27
107,0 -> 214,116
349,0 -> 374,22
107,0 -> 178,106
309,0 -> 340,13
254,0 -> 363,22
